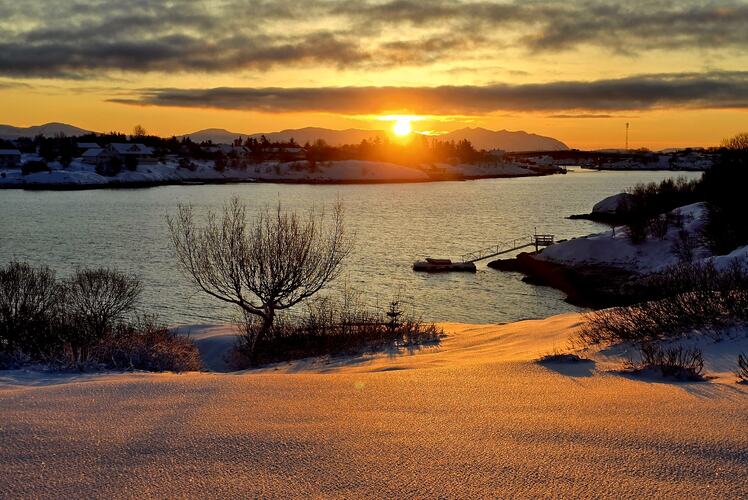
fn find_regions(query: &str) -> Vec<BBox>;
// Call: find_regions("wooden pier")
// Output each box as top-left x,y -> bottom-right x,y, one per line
413,234 -> 554,272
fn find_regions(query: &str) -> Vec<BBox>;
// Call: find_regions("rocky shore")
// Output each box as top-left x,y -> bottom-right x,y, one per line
488,252 -> 637,307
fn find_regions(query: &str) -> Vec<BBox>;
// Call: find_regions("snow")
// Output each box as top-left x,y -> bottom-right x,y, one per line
708,245 -> 748,271
177,324 -> 240,372
591,192 -> 632,214
2,312 -> 746,497
0,158 -> 554,188
538,203 -> 717,273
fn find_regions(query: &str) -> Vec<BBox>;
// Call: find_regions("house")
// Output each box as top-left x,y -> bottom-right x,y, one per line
81,148 -> 106,165
206,144 -> 247,156
105,143 -> 156,164
0,149 -> 22,168
77,142 -> 99,150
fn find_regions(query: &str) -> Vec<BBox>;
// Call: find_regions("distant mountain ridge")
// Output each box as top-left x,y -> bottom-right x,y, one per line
181,126 -> 569,152
0,122 -> 569,152
0,122 -> 91,139
180,127 -> 390,147
438,127 -> 568,151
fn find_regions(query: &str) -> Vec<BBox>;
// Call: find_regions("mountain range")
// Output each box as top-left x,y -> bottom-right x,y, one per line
180,126 -> 569,152
0,122 -> 91,139
0,123 -> 569,152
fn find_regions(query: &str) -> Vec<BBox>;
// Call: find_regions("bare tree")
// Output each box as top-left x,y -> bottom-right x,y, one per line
0,262 -> 60,353
721,132 -> 748,150
168,197 -> 352,353
132,124 -> 147,138
63,268 -> 142,363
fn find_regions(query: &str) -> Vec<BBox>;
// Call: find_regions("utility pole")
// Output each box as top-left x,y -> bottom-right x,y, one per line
625,122 -> 630,151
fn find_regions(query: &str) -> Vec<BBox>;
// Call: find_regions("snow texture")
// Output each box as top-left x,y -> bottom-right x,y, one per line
1,313 -> 747,498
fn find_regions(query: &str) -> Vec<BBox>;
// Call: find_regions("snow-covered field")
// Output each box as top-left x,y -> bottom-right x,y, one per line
2,313 -> 747,497
0,159 -> 541,188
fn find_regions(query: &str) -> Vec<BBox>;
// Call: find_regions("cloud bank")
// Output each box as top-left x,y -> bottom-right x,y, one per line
111,72 -> 748,114
0,0 -> 746,78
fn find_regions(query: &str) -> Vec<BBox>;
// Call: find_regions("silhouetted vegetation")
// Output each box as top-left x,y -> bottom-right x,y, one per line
580,259 -> 748,345
621,177 -> 701,243
606,134 -> 748,251
701,145 -> 748,253
168,198 -> 352,357
233,292 -> 442,367
0,261 -> 201,372
96,156 -> 123,176
21,160 -> 50,175
632,344 -> 705,381
737,353 -> 748,383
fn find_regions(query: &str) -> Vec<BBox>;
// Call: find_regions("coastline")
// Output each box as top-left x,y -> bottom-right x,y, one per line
0,170 -> 559,191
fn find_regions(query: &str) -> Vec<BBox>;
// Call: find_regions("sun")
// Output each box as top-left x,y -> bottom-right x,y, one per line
393,117 -> 413,136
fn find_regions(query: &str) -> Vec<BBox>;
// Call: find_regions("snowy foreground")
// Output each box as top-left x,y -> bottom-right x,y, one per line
0,158 -> 542,188
2,313 -> 747,498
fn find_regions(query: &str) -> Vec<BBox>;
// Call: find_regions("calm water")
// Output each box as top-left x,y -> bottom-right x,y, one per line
0,168 -> 701,325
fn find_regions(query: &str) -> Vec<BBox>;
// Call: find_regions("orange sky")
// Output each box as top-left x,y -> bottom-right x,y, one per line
1,1 -> 747,149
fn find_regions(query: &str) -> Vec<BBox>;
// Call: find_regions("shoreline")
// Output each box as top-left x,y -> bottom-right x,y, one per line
0,170 -> 560,191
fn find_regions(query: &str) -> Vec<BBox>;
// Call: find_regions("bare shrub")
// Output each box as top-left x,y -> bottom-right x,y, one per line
234,292 -> 442,367
721,132 -> 748,150
61,268 -> 141,365
0,262 -> 61,354
537,352 -> 591,364
737,353 -> 748,383
647,214 -> 669,239
168,197 -> 352,357
581,259 -> 748,345
96,316 -> 203,372
672,228 -> 698,263
621,177 -> 702,243
635,343 -> 705,381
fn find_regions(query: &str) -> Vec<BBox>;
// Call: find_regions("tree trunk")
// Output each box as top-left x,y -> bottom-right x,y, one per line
260,307 -> 275,339
247,307 -> 275,365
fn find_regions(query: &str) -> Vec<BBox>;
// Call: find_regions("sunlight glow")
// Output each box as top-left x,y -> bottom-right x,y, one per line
393,117 -> 413,136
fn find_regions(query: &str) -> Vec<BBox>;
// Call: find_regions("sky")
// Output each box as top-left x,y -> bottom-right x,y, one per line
1,0 -> 747,149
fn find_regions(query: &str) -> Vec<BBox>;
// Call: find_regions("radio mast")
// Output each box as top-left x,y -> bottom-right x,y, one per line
625,122 -> 630,151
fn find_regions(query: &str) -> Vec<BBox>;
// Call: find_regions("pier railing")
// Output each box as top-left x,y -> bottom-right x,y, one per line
459,234 -> 554,263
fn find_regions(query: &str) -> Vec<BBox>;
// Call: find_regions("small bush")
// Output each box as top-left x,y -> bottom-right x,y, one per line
537,352 -> 591,364
581,259 -> 748,344
621,176 -> 702,243
672,228 -> 698,263
634,343 -> 705,381
96,157 -> 123,176
235,293 -> 442,367
95,317 -> 203,372
21,160 -> 50,175
60,268 -> 142,366
0,261 -> 198,373
737,353 -> 748,383
214,157 -> 226,172
124,155 -> 138,172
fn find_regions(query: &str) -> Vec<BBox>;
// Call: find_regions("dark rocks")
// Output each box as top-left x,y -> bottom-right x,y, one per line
488,252 -> 637,308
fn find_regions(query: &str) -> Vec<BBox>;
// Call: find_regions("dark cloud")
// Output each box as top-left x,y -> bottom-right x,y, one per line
110,72 -> 748,114
548,114 -> 615,119
0,1 -> 746,78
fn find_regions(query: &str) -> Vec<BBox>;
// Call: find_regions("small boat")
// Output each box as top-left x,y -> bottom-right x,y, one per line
413,258 -> 477,273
